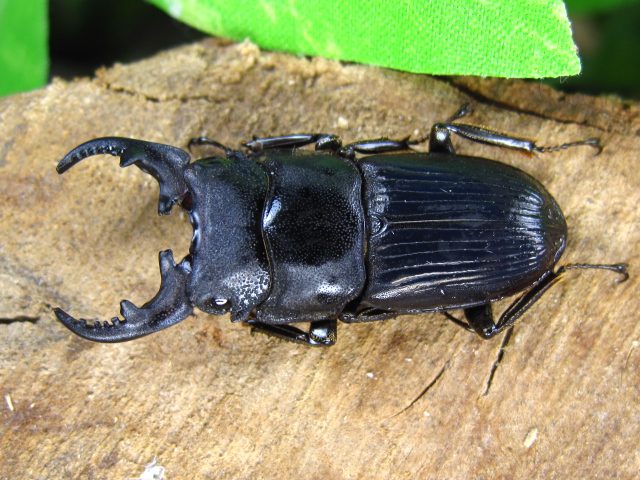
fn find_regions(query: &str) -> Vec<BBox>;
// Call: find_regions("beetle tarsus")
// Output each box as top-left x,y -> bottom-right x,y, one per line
441,311 -> 475,334
558,262 -> 629,283
532,138 -> 603,156
446,103 -> 473,123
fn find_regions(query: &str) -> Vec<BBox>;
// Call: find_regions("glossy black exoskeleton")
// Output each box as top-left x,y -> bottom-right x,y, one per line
54,106 -> 628,345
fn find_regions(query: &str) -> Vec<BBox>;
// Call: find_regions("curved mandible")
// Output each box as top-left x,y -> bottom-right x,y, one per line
54,251 -> 194,342
57,137 -> 191,215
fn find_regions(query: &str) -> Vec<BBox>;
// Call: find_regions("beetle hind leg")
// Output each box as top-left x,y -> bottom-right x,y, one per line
446,270 -> 580,339
246,318 -> 337,347
445,262 -> 629,339
428,103 -> 602,156
431,122 -> 602,156
54,250 -> 194,342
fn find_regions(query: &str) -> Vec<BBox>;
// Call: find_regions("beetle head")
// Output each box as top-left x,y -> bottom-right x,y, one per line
181,155 -> 270,323
54,138 -> 272,342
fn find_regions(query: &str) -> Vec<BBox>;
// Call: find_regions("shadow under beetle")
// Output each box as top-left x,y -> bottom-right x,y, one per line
54,105 -> 628,345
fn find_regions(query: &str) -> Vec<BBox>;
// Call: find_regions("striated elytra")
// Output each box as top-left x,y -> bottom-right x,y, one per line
53,106 -> 628,346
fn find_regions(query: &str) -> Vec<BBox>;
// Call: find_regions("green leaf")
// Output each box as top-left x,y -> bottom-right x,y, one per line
565,0 -> 640,15
148,0 -> 580,78
0,0 -> 48,97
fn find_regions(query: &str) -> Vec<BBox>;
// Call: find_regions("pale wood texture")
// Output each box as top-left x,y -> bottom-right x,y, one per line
1,39 -> 639,479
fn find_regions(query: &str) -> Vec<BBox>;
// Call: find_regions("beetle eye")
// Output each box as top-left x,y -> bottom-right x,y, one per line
197,297 -> 232,315
210,298 -> 232,312
206,297 -> 231,313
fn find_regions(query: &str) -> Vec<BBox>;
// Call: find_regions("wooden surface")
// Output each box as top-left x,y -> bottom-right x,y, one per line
1,39 -> 639,479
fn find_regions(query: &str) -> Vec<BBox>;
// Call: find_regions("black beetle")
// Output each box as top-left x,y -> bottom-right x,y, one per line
54,105 -> 628,345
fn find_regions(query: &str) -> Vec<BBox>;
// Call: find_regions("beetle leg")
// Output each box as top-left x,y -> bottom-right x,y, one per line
340,105 -> 475,158
427,104 -> 603,157
440,311 -> 476,334
339,136 -> 419,160
54,251 -> 194,342
428,124 -> 457,153
338,104 -> 471,157
339,307 -> 399,323
243,134 -> 342,152
451,262 -> 629,339
308,319 -> 338,345
187,137 -> 233,156
246,318 -> 337,346
442,309 -> 501,337
57,137 -> 191,215
462,304 -> 503,339
430,122 -> 602,156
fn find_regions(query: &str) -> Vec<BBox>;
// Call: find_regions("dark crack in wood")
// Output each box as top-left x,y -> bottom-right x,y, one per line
482,327 -> 514,396
0,315 -> 40,324
391,363 -> 448,418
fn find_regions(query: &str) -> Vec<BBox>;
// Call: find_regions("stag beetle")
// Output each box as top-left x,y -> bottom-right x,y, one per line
54,105 -> 628,345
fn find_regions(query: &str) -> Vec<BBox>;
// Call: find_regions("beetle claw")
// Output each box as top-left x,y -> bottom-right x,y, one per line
54,251 -> 194,342
57,137 -> 191,215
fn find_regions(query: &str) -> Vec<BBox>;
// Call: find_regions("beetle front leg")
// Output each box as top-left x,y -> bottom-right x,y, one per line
339,137 -> 419,160
246,318 -> 337,346
243,134 -> 342,152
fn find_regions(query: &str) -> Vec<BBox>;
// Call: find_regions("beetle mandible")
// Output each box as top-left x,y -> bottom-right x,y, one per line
54,105 -> 628,345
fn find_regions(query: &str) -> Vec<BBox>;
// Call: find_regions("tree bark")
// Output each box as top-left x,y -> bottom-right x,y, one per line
1,39 -> 639,479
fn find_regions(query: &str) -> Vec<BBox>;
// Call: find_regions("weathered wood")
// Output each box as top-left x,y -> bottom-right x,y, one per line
1,39 -> 638,479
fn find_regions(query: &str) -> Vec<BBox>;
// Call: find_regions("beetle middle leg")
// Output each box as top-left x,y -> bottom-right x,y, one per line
446,263 -> 628,339
246,318 -> 337,346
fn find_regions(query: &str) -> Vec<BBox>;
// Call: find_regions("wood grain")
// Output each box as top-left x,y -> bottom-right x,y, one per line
1,39 -> 638,479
